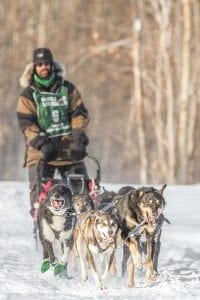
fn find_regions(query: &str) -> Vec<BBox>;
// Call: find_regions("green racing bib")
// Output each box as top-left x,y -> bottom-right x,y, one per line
32,85 -> 72,137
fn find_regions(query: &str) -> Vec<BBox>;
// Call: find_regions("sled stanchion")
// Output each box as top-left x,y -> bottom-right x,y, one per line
67,174 -> 85,194
86,152 -> 101,189
33,159 -> 46,251
33,222 -> 39,251
85,153 -> 102,207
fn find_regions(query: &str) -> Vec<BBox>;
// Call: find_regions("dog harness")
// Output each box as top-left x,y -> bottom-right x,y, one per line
50,212 -> 77,240
93,231 -> 116,253
127,220 -> 147,239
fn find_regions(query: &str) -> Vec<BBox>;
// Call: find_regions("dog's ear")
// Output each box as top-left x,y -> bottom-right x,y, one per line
94,210 -> 102,218
94,211 -> 103,224
138,190 -> 144,198
126,189 -> 136,198
126,189 -> 143,205
134,189 -> 145,199
159,184 -> 167,195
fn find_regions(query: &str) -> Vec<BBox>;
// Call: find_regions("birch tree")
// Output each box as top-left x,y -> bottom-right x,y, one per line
178,0 -> 191,183
132,18 -> 147,183
150,0 -> 175,183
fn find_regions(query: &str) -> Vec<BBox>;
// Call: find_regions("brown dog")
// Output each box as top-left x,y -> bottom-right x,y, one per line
113,184 -> 167,287
73,194 -> 94,215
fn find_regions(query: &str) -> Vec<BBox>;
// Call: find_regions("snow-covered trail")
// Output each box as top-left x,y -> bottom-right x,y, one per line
0,182 -> 200,299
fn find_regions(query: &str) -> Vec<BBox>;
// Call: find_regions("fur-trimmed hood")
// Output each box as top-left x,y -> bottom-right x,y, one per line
19,61 -> 66,88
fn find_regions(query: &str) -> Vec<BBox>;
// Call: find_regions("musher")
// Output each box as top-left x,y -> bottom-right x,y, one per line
17,48 -> 90,217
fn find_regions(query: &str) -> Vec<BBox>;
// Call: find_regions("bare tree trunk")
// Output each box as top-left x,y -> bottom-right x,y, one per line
153,0 -> 175,183
178,0 -> 191,183
160,1 -> 175,183
132,18 -> 147,183
154,32 -> 167,180
186,0 -> 199,182
37,1 -> 49,46
147,0 -> 174,183
26,3 -> 35,61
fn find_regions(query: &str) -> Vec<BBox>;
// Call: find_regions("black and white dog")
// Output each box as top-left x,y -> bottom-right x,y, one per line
38,184 -> 76,276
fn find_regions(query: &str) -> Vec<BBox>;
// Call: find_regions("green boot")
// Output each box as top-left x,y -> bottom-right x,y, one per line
40,259 -> 50,273
54,261 -> 65,276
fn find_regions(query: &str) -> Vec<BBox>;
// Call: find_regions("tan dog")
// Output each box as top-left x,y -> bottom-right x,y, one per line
71,194 -> 94,270
76,211 -> 120,289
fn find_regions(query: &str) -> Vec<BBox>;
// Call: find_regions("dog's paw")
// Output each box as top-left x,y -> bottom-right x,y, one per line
40,259 -> 50,273
81,268 -> 88,282
146,271 -> 157,282
82,274 -> 88,282
54,262 -> 65,276
127,282 -> 135,288
97,283 -> 106,290
51,259 -> 58,267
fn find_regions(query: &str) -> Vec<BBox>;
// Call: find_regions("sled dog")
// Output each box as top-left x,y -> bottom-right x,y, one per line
71,193 -> 94,270
96,189 -> 117,211
113,184 -> 167,287
73,194 -> 94,215
76,211 -> 120,289
38,184 -> 76,276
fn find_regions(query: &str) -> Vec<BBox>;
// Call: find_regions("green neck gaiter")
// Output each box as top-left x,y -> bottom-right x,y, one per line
33,73 -> 56,87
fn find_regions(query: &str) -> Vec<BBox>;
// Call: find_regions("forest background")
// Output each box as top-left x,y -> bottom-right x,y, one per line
0,0 -> 199,184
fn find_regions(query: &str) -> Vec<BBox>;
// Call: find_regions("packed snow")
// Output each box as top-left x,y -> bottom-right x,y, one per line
0,181 -> 200,299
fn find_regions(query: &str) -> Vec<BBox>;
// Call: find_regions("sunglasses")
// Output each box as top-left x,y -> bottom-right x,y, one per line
36,62 -> 51,67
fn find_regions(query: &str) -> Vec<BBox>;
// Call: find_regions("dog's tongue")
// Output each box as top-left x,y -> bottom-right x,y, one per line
107,236 -> 114,243
146,211 -> 157,226
53,200 -> 62,209
147,216 -> 156,226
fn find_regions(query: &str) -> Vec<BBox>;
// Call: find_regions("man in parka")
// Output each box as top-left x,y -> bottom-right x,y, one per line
17,48 -> 90,217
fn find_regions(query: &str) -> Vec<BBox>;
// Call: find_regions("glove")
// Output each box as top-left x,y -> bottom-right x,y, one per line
40,142 -> 56,162
72,129 -> 89,146
30,133 -> 56,162
69,129 -> 89,161
69,142 -> 86,160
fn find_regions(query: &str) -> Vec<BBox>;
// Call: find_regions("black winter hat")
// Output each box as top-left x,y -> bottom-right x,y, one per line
33,48 -> 54,65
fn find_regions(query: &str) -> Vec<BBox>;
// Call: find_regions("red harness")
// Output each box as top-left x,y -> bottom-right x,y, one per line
34,180 -> 52,223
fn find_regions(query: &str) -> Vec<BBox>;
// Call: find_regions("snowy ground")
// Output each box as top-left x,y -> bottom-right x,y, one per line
0,181 -> 200,300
